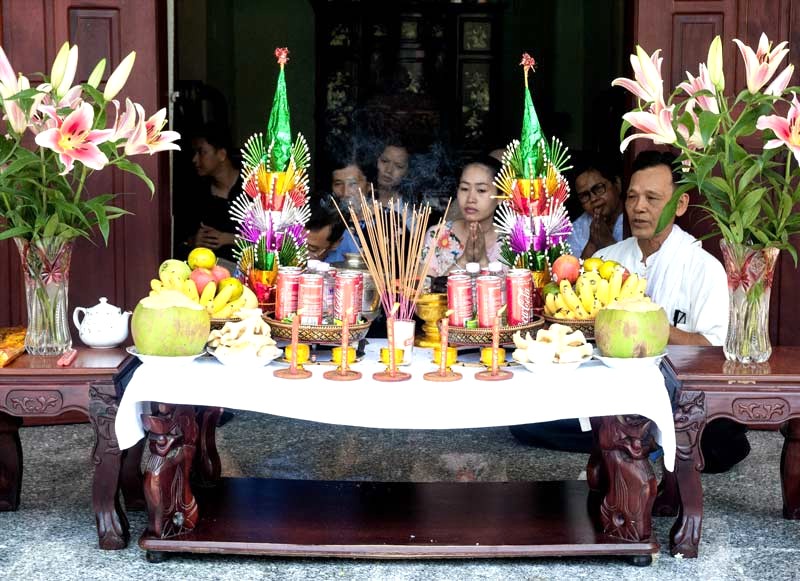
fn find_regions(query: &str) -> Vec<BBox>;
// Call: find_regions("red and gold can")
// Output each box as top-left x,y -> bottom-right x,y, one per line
340,270 -> 364,315
334,273 -> 359,324
274,267 -> 302,320
476,275 -> 502,328
506,269 -> 533,325
297,273 -> 323,325
447,274 -> 473,327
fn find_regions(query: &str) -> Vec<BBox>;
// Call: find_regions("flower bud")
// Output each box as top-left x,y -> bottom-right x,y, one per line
49,42 -> 70,89
707,36 -> 725,91
103,51 -> 136,101
87,58 -> 106,89
55,45 -> 78,98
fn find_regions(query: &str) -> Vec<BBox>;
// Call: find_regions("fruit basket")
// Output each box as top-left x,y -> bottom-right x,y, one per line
447,317 -> 544,347
263,315 -> 372,345
542,315 -> 595,340
210,317 -> 242,331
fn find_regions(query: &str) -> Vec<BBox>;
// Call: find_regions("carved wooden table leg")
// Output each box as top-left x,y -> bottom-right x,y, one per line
668,391 -> 706,558
89,383 -> 129,550
586,427 -> 607,525
652,461 -> 679,517
595,415 -> 657,543
780,418 -> 800,519
142,403 -> 199,538
0,412 -> 22,511
120,439 -> 146,511
192,406 -> 222,486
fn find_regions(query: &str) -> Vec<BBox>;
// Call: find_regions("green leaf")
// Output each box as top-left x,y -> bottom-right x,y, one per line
698,110 -> 719,146
115,159 -> 155,194
0,225 -> 32,241
655,182 -> 693,234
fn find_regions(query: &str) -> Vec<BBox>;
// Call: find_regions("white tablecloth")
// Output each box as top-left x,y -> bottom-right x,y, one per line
115,341 -> 676,470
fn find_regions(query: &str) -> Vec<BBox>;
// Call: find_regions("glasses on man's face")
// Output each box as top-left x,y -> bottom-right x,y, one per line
577,182 -> 607,204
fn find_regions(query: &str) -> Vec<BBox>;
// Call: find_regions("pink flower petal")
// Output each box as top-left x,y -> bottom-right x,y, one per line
0,46 -> 16,89
34,127 -> 63,151
60,102 -> 94,136
69,142 -> 109,170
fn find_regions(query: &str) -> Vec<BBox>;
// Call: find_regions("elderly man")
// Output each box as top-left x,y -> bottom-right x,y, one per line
512,150 -> 749,472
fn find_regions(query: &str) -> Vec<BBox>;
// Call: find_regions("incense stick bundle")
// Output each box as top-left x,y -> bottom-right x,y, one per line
333,191 -> 449,321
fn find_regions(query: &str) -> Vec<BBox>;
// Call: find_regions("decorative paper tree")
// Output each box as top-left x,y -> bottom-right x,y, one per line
230,48 -> 310,308
494,54 -> 573,277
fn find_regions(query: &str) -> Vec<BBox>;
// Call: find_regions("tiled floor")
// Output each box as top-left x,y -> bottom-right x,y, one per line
2,413 -> 799,580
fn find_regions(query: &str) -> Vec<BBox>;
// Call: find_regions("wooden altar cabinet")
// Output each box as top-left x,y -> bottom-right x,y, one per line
114,349 -> 677,565
658,346 -> 800,558
0,349 -> 143,550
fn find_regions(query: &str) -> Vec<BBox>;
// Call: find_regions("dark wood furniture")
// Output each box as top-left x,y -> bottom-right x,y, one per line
657,346 -> 800,558
0,348 -> 143,550
138,404 -> 660,565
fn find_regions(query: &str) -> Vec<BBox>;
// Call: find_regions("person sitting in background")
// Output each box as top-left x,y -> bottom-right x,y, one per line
566,155 -> 625,258
374,140 -> 411,205
178,123 -> 241,261
306,202 -> 359,264
421,155 -> 503,277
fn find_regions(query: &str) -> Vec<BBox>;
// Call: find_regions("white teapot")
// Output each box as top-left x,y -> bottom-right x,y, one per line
73,297 -> 132,349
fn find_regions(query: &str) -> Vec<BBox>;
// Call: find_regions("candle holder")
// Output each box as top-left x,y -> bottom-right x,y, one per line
423,364 -> 461,382
415,293 -> 448,348
324,308 -> 361,381
275,310 -> 312,379
424,315 -> 460,382
476,311 -> 512,381
373,315 -> 411,382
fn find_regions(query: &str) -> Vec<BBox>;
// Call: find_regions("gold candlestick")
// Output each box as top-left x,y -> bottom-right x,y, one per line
476,305 -> 511,381
424,309 -> 461,382
275,309 -> 312,379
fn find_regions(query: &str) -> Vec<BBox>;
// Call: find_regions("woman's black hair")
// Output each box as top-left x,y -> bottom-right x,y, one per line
571,152 -> 622,185
462,154 -> 502,178
191,122 -> 236,159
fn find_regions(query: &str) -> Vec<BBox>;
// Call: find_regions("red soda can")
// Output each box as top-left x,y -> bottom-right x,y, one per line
274,267 -> 302,320
476,275 -> 502,328
334,273 -> 359,323
447,274 -> 473,327
297,273 -> 323,325
341,270 -> 364,315
506,269 -> 533,325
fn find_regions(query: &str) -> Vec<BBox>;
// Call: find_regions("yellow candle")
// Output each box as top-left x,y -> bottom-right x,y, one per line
285,343 -> 310,365
481,347 -> 506,367
380,347 -> 405,365
433,346 -> 458,367
331,346 -> 356,364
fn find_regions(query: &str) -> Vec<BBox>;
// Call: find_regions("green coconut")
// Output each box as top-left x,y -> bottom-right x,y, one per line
131,290 -> 210,356
595,297 -> 669,358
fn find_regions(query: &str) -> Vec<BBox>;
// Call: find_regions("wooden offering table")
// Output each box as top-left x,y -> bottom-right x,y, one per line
115,347 -> 677,564
658,346 -> 800,558
0,348 -> 142,550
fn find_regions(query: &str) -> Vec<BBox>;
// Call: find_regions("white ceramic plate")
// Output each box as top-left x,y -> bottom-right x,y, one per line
593,351 -> 667,370
208,345 -> 282,368
519,357 -> 591,374
126,346 -> 205,367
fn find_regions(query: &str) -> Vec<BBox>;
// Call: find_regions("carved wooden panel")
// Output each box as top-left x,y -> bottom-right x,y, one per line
733,397 -> 790,422
5,390 -> 63,415
69,8 -> 120,83
670,14 -> 724,91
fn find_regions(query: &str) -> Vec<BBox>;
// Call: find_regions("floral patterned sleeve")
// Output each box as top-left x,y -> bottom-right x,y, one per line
422,221 -> 464,277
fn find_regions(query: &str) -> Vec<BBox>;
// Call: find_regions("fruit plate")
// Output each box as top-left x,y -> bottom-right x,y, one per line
263,315 -> 372,345
447,317 -> 544,347
593,351 -> 667,369
519,357 -> 592,374
126,346 -> 205,367
207,345 -> 282,368
542,315 -> 595,340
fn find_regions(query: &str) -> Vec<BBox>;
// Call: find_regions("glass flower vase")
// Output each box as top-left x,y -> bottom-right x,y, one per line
15,237 -> 74,355
719,239 -> 779,364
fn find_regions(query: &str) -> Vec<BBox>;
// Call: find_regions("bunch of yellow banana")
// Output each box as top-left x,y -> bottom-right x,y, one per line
544,269 -> 648,320
149,270 -> 258,318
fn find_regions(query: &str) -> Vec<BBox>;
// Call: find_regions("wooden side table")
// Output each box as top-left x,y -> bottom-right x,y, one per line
0,348 -> 143,550
658,346 -> 800,558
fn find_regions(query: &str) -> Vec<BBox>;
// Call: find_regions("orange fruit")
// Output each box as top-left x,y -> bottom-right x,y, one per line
598,260 -> 620,281
583,257 -> 604,273
188,247 -> 216,270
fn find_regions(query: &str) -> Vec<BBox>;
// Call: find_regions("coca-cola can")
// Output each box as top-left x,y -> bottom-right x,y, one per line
447,274 -> 473,327
334,273 -> 359,323
297,273 -> 323,325
275,267 -> 303,320
340,270 -> 364,315
506,269 -> 533,325
476,275 -> 502,328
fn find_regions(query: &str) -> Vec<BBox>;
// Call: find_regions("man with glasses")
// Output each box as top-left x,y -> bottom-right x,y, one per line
306,203 -> 360,264
566,156 -> 625,258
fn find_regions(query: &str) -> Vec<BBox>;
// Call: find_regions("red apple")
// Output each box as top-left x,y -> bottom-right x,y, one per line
210,264 -> 231,283
551,254 -> 581,284
190,267 -> 215,294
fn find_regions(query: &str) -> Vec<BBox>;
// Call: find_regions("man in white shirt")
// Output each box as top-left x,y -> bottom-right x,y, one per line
512,151 -> 749,472
594,151 -> 728,346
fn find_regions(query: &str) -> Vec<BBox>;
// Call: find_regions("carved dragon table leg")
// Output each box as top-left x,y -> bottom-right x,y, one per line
0,412 -> 22,511
668,391 -> 706,558
191,406 -> 222,486
781,418 -> 800,519
596,415 -> 657,543
88,383 -> 129,550
120,439 -> 146,511
142,404 -> 199,539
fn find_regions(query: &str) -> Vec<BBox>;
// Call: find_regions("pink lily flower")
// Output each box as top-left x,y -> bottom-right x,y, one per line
34,102 -> 114,174
677,107 -> 705,150
124,104 -> 180,155
0,46 -> 30,134
678,64 -> 719,113
733,33 -> 790,94
612,46 -> 665,106
756,93 -> 800,163
110,98 -> 139,143
620,102 -> 677,152
765,64 -> 794,96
